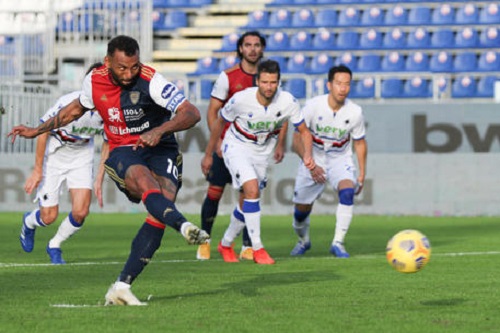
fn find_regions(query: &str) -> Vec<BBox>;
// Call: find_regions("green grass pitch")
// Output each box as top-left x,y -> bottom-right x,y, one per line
1,212 -> 499,333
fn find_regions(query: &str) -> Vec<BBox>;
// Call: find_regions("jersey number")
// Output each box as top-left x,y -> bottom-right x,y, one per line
166,158 -> 179,180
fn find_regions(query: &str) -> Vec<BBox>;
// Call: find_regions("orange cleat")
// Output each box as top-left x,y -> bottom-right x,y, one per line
218,242 -> 239,263
253,248 -> 275,265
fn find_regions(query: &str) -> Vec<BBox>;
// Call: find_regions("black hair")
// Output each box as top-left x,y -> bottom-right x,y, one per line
107,35 -> 140,57
257,59 -> 280,81
86,62 -> 103,75
328,65 -> 352,82
236,31 -> 266,59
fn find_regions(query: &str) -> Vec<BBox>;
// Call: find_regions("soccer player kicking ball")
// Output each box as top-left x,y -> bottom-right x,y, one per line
201,59 -> 318,265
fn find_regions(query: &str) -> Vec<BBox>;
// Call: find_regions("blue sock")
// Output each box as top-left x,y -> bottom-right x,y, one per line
142,190 -> 187,232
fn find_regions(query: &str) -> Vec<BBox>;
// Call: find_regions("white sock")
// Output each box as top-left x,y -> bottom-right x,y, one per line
48,214 -> 82,248
24,209 -> 46,229
333,204 -> 353,245
242,199 -> 263,251
221,208 -> 245,247
293,216 -> 310,244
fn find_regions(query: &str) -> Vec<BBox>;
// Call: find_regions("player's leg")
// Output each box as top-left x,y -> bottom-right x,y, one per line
239,226 -> 254,261
218,205 -> 245,263
330,179 -> 355,258
290,204 -> 313,256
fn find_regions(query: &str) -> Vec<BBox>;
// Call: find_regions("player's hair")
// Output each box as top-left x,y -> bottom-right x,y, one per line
236,31 -> 266,59
107,35 -> 140,57
328,65 -> 352,82
257,59 -> 280,81
85,62 -> 103,75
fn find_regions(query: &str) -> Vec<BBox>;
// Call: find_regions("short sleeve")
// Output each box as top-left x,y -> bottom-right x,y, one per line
210,72 -> 229,101
79,73 -> 95,110
149,72 -> 187,113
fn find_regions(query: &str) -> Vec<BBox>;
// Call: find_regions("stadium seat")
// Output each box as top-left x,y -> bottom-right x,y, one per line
290,31 -> 313,50
455,27 -> 479,48
194,56 -> 219,75
351,77 -> 375,98
479,27 -> 500,48
292,8 -> 315,28
383,28 -> 406,49
293,0 -> 317,3
338,7 -> 360,26
286,53 -> 309,73
152,11 -> 165,31
381,78 -> 404,98
315,9 -> 337,28
219,32 -> 239,52
269,9 -> 291,28
189,0 -> 212,5
269,0 -> 293,4
404,77 -> 431,98
430,29 -> 455,48
309,53 -> 333,74
476,76 -> 498,97
165,0 -> 188,7
267,55 -> 287,72
405,51 -> 430,72
478,51 -> 500,72
453,52 -> 478,72
335,52 -> 357,71
407,28 -> 430,49
336,31 -> 359,50
312,29 -> 335,50
455,3 -> 479,25
381,51 -> 405,72
153,0 -> 167,8
199,79 -> 215,100
408,6 -> 431,25
267,31 -> 290,51
451,75 -> 477,98
360,7 -> 384,26
431,4 -> 455,25
218,55 -> 239,71
479,3 -> 500,24
357,54 -> 381,72
246,10 -> 269,29
384,5 -> 408,25
359,28 -> 383,49
158,10 -> 187,30
430,51 -> 453,72
283,78 -> 307,99
312,78 -> 328,96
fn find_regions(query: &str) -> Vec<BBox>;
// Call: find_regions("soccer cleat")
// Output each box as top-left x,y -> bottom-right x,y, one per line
196,242 -> 211,260
20,212 -> 35,253
181,222 -> 210,245
239,246 -> 254,260
330,242 -> 350,258
290,241 -> 311,256
46,245 -> 66,264
104,282 -> 147,306
217,242 -> 239,263
253,248 -> 275,265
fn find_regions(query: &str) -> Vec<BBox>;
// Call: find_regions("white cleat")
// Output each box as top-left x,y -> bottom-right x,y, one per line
104,282 -> 147,306
181,222 -> 210,245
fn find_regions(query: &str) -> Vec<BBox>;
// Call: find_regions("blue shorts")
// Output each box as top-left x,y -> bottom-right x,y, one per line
104,145 -> 183,203
206,152 -> 232,187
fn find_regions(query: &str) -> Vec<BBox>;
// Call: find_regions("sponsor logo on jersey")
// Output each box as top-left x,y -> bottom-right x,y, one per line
247,120 -> 284,130
118,121 -> 150,135
129,91 -> 140,105
108,107 -> 122,122
315,124 -> 347,137
71,126 -> 104,135
166,92 -> 185,111
161,84 -> 176,99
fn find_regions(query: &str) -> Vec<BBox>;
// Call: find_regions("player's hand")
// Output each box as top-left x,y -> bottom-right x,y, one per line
133,129 -> 162,150
201,154 -> 213,177
310,165 -> 326,184
355,177 -> 364,195
7,125 -> 38,143
273,144 -> 285,164
24,170 -> 43,195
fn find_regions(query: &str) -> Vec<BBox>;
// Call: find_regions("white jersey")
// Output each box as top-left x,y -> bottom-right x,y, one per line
41,91 -> 104,154
211,71 -> 230,101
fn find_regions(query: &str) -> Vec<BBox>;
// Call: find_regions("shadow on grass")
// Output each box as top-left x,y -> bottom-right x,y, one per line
420,298 -> 466,307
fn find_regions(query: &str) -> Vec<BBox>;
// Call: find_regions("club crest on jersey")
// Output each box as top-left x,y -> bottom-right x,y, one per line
129,91 -> 140,105
108,107 -> 122,122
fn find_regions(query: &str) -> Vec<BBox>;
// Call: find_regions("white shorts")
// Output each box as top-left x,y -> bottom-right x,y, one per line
36,146 -> 94,207
293,154 -> 356,205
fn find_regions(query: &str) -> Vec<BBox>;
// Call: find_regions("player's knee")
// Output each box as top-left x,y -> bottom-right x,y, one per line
294,206 -> 311,223
207,185 -> 224,201
338,188 -> 355,206
40,209 -> 57,225
71,209 -> 89,223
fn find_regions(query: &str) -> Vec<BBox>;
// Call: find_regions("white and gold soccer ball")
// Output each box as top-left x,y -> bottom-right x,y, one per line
386,229 -> 431,273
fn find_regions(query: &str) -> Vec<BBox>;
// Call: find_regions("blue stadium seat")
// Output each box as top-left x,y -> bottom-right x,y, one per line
269,9 -> 291,28
219,32 -> 239,52
293,0 -> 317,3
384,5 -> 408,25
269,0 -> 293,4
357,54 -> 381,72
190,0 -> 212,5
451,75 -> 477,98
267,31 -> 290,51
316,0 -> 337,3
431,29 -> 455,48
152,11 -> 165,31
453,52 -> 478,72
476,76 -> 498,97
267,55 -> 287,72
287,53 -> 309,73
315,9 -> 337,27
381,51 -> 405,72
478,51 -> 500,72
338,7 -> 360,26
283,78 -> 307,99
309,53 -> 334,74
359,28 -> 383,49
336,31 -> 359,49
479,27 -> 500,48
383,28 -> 406,49
455,3 -> 479,25
335,52 -> 357,71
312,29 -> 335,50
218,55 -> 239,71
351,77 -> 375,98
360,7 -> 384,26
246,10 -> 269,29
408,6 -> 431,25
153,0 -> 167,8
455,27 -> 479,48
156,10 -> 188,30
430,51 -> 453,72
405,51 -> 429,72
290,31 -> 313,50
404,77 -> 431,98
200,79 -> 214,100
311,78 -> 327,96
407,28 -> 430,49
479,3 -> 500,24
381,78 -> 404,98
431,4 -> 455,25
292,8 -> 315,28
194,56 -> 219,75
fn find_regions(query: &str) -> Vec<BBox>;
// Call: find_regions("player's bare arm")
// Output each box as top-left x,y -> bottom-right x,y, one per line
295,124 -> 326,184
353,138 -> 367,194
201,116 -> 226,176
94,140 -> 109,208
24,132 -> 49,195
274,120 -> 289,163
206,97 -> 224,131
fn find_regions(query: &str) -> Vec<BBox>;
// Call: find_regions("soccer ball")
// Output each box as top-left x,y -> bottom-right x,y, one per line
386,229 -> 431,273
